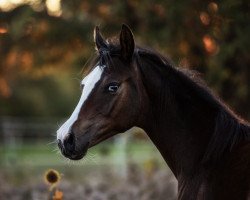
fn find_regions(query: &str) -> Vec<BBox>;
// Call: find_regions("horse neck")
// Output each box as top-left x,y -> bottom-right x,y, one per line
136,56 -> 248,179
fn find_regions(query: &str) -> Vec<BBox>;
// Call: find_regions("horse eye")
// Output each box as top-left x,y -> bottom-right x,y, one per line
80,84 -> 84,90
107,83 -> 119,93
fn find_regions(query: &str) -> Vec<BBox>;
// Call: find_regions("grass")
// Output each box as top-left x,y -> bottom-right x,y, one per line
0,136 -> 168,185
0,136 -> 177,200
0,139 -> 162,165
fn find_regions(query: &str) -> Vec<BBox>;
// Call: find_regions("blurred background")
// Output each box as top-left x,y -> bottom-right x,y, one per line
0,0 -> 249,199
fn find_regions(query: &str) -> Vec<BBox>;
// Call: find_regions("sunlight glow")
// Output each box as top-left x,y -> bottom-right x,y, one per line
208,2 -> 218,13
9,0 -> 23,4
200,12 -> 210,26
45,0 -> 62,17
0,27 -> 8,34
0,77 -> 11,98
0,0 -> 42,11
0,0 -> 12,10
203,35 -> 219,55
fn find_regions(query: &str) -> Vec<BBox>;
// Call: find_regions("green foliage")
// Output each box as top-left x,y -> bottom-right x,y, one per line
0,0 -> 249,119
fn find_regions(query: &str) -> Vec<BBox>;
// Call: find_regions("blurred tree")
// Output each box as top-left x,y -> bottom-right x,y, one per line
0,0 -> 249,119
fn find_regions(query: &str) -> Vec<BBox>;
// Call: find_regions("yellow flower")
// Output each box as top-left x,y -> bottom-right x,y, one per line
44,169 -> 61,186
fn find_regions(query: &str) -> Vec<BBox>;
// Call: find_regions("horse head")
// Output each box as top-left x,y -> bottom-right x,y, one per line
57,25 -> 147,160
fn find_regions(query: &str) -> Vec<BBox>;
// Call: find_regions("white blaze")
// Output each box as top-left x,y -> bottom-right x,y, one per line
57,65 -> 103,141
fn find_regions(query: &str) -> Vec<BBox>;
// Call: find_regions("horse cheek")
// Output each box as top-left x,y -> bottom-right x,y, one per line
118,90 -> 139,129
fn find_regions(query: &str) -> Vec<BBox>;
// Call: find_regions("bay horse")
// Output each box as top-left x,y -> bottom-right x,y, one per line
57,24 -> 250,199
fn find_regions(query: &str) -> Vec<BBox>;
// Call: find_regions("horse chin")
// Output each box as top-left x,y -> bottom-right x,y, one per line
63,130 -> 117,160
65,152 -> 86,160
62,147 -> 88,160
89,130 -> 118,148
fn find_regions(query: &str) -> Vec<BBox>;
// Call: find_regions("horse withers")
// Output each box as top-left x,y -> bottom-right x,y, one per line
57,25 -> 250,199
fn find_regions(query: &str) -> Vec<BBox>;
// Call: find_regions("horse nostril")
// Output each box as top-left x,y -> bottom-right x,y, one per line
63,133 -> 75,153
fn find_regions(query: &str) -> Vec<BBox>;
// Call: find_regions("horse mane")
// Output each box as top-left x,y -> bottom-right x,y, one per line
88,40 -> 250,165
134,47 -> 250,165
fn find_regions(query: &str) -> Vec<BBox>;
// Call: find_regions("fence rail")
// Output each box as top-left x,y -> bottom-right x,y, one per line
0,116 -> 64,144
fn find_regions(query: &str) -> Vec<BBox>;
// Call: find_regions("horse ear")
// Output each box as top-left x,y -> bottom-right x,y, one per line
120,24 -> 135,61
94,26 -> 108,51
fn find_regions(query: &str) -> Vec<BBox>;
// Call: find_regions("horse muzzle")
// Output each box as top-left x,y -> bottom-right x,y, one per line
57,132 -> 90,160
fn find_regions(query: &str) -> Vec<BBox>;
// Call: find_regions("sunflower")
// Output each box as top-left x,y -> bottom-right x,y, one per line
44,169 -> 61,186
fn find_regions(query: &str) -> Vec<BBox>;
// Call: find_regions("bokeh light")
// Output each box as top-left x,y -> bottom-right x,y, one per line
45,0 -> 62,17
202,35 -> 219,55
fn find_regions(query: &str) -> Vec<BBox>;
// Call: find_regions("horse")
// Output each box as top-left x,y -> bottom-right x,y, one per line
56,24 -> 250,199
